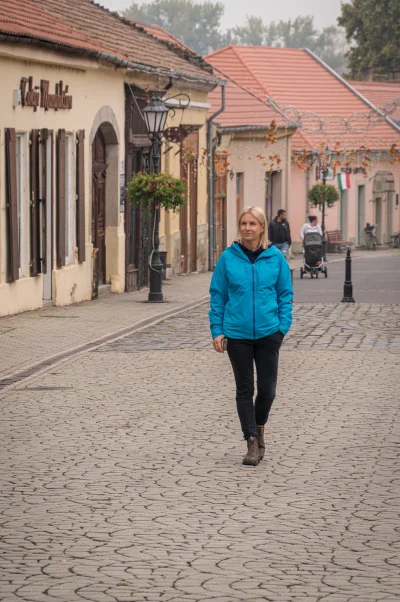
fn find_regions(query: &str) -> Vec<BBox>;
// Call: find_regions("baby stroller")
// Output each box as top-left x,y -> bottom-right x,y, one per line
300,231 -> 327,278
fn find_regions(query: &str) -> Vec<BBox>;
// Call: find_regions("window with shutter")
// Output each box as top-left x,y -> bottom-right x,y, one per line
16,133 -> 28,278
56,129 -> 66,268
40,129 -> 49,275
5,128 -> 19,282
65,133 -> 75,265
76,130 -> 86,263
30,129 -> 41,276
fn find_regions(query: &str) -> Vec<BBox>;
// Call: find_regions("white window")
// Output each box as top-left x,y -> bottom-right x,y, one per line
16,133 -> 28,277
65,134 -> 75,264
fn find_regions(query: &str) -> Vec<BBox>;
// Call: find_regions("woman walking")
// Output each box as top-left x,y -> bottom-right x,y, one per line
209,206 -> 293,466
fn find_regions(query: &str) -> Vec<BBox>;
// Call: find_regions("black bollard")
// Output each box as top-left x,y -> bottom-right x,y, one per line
341,247 -> 355,303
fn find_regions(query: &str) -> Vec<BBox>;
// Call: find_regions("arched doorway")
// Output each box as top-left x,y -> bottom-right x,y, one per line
92,130 -> 107,284
89,108 -> 120,294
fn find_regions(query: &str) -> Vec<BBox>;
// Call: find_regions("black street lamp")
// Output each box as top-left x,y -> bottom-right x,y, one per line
143,95 -> 169,302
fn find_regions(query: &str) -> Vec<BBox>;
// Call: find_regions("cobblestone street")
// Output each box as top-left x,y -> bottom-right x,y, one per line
1,258 -> 399,602
0,251 -> 400,602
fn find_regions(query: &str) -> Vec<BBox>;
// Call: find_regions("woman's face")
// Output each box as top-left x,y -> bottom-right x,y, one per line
239,213 -> 264,244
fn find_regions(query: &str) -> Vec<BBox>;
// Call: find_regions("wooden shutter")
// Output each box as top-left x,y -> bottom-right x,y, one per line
30,129 -> 41,276
40,129 -> 49,274
56,129 -> 66,268
76,130 -> 86,263
5,128 -> 19,282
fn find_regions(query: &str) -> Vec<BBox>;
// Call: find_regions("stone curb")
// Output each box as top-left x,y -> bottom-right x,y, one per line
0,295 -> 209,396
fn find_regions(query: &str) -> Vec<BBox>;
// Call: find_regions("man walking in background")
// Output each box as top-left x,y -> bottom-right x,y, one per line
268,209 -> 292,262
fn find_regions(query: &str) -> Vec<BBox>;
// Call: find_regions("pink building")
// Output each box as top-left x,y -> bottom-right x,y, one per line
207,46 -> 400,252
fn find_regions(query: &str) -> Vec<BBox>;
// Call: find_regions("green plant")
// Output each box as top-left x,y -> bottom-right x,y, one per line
308,183 -> 339,209
127,171 -> 187,214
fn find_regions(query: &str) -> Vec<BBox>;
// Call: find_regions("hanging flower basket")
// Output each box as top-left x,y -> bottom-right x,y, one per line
308,183 -> 339,210
127,172 -> 187,214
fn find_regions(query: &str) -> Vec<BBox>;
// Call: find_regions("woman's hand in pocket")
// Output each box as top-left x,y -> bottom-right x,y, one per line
213,335 -> 225,353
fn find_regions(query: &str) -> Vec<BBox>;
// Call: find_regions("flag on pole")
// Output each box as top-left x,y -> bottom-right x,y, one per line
337,172 -> 351,191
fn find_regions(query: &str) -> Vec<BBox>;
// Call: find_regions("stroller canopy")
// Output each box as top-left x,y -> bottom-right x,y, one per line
304,231 -> 323,246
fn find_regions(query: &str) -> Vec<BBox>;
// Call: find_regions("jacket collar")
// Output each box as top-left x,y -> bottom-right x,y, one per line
230,242 -> 274,262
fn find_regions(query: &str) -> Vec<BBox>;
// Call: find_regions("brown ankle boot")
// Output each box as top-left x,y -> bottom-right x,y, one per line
257,426 -> 265,460
242,436 -> 259,466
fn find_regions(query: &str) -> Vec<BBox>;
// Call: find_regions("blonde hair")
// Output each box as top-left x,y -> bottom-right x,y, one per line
236,206 -> 269,248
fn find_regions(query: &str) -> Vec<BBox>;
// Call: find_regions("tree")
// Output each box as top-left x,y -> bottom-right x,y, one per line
275,16 -> 319,50
338,0 -> 400,79
230,17 -> 268,47
314,26 -> 348,74
308,184 -> 339,210
123,0 -> 225,56
228,15 -> 347,73
123,1 -> 347,73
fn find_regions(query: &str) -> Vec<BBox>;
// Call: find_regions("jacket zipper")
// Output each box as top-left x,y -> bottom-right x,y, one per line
252,264 -> 256,339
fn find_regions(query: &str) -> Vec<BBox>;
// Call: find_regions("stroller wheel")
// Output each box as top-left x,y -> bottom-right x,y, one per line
324,267 -> 328,278
310,271 -> 314,278
316,270 -> 319,278
300,267 -> 304,279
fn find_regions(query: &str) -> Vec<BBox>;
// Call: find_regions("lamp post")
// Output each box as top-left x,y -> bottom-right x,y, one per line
143,95 -> 169,302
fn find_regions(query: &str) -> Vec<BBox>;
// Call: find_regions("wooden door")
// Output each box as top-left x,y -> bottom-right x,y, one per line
180,142 -> 188,273
125,84 -> 153,291
189,158 -> 198,272
92,130 -> 107,285
180,131 -> 199,273
214,154 -> 227,265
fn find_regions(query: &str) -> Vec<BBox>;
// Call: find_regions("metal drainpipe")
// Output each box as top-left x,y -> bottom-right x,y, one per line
207,84 -> 226,271
305,169 -> 310,221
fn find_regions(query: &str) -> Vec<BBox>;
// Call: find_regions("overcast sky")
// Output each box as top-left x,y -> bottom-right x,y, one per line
99,0 -> 343,30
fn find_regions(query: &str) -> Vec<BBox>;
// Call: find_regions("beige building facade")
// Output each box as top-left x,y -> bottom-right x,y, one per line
0,43 -> 126,317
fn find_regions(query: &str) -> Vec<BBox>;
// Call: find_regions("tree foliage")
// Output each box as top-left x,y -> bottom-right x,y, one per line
123,1 -> 347,72
127,172 -> 187,214
123,0 -> 226,56
338,0 -> 400,79
231,16 -> 347,73
308,184 -> 339,210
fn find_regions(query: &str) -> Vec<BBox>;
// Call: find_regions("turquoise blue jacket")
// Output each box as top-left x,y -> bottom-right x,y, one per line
209,243 -> 293,340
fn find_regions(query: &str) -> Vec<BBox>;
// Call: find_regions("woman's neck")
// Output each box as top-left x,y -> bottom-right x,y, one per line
241,240 -> 261,252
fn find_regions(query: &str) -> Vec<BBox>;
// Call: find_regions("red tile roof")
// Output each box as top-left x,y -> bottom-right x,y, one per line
128,20 -> 196,56
207,67 -> 282,129
0,0 -> 108,55
206,46 -> 400,150
350,81 -> 400,118
0,0 -> 217,84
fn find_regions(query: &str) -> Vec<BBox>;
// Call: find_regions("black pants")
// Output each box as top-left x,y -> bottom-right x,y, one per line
227,332 -> 283,440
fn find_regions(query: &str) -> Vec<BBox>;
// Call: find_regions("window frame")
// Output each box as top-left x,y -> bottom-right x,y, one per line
16,132 -> 28,278
64,132 -> 76,265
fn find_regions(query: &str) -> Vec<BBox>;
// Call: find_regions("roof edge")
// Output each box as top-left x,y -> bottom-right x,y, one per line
0,33 -> 224,87
304,48 -> 400,135
219,125 -> 295,133
120,18 -> 214,74
205,44 -> 234,60
85,0 -> 214,74
231,46 -> 274,98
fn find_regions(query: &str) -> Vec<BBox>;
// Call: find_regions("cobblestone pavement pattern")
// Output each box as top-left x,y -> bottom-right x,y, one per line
0,273 -> 211,380
1,296 -> 400,602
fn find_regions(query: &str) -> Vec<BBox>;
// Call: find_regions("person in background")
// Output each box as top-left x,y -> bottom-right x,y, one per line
299,215 -> 323,241
268,209 -> 292,262
209,206 -> 293,467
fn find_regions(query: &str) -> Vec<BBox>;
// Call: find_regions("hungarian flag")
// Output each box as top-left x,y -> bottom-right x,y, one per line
337,172 -> 351,191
